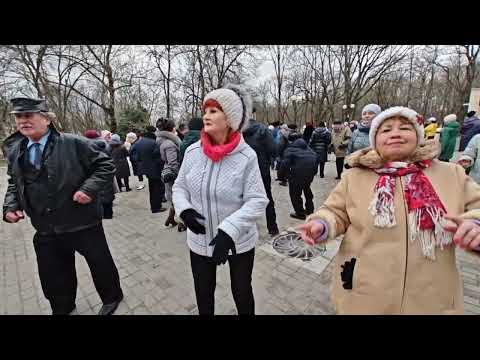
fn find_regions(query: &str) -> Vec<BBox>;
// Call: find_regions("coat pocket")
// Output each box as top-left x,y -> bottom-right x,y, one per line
340,257 -> 357,290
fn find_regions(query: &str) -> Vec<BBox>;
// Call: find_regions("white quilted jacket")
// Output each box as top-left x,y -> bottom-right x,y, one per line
172,136 -> 269,257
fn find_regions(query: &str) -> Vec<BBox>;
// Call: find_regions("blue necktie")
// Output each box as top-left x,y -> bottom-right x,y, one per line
31,143 -> 42,170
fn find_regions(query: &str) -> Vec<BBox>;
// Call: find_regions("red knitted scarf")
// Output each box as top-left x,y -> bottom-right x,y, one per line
201,130 -> 241,162
369,160 -> 452,260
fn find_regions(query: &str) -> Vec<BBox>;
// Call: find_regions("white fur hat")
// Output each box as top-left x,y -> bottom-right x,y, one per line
443,114 -> 457,123
369,106 -> 424,150
203,83 -> 252,132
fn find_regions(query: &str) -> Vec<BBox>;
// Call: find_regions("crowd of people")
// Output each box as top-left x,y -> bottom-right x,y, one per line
2,88 -> 480,315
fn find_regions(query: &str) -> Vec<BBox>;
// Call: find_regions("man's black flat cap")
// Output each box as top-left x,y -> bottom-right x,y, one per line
10,97 -> 48,114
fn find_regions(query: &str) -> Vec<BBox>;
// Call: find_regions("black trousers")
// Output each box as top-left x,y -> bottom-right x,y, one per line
261,171 -> 278,234
147,177 -> 165,212
318,161 -> 326,177
102,202 -> 113,219
33,223 -> 123,315
116,176 -> 130,191
289,179 -> 314,216
336,157 -> 345,177
190,248 -> 255,315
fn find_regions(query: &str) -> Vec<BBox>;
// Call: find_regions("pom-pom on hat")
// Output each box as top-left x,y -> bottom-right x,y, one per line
369,106 -> 424,150
202,84 -> 252,132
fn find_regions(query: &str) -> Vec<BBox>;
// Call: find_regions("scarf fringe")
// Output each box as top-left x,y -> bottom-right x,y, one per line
408,207 -> 453,260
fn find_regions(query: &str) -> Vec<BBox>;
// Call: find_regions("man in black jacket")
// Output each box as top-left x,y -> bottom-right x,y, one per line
243,110 -> 279,236
309,121 -> 331,178
2,97 -> 123,315
280,133 -> 318,220
130,125 -> 167,213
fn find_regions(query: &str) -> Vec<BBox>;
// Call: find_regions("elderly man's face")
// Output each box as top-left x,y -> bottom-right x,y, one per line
15,112 -> 50,141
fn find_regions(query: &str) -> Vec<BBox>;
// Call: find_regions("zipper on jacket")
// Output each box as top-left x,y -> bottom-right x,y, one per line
398,177 -> 409,313
205,160 -> 215,245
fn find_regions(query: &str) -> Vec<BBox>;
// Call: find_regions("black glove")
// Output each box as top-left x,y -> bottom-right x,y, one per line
180,209 -> 206,234
209,229 -> 236,265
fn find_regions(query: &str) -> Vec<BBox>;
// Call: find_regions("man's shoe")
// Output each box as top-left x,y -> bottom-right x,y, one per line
290,212 -> 306,220
125,188 -> 132,192
335,176 -> 341,180
136,184 -> 145,190
161,198 -> 167,203
279,182 -> 287,186
152,208 -> 167,213
98,294 -> 123,315
269,229 -> 280,237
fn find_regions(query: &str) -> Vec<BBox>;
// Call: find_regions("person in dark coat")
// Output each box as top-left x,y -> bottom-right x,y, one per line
276,124 -> 291,186
126,132 -> 145,190
303,121 -> 314,143
132,126 -> 167,213
109,134 -> 131,192
176,123 -> 188,141
309,121 -> 331,178
3,98 -> 123,315
179,117 -> 203,165
280,132 -> 318,220
84,130 -> 116,219
243,115 -> 280,236
460,111 -> 480,152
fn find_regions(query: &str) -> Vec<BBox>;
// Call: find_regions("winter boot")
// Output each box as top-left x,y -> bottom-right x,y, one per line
165,207 -> 178,227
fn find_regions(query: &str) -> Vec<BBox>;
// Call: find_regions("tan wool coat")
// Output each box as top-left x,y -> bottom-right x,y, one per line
331,127 -> 352,158
307,141 -> 480,314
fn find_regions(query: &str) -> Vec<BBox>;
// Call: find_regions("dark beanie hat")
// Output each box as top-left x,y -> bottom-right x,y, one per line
145,125 -> 157,133
84,129 -> 99,139
288,132 -> 302,142
467,110 -> 476,117
188,117 -> 204,131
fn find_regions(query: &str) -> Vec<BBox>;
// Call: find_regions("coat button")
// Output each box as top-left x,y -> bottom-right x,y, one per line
46,208 -> 52,212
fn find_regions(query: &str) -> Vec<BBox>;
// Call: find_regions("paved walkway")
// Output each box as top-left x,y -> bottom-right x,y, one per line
1,156 -> 479,315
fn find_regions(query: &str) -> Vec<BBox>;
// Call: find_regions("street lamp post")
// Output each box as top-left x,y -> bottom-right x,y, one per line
342,103 -> 355,122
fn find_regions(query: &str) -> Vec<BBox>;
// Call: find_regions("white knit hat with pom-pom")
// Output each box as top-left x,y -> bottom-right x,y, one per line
203,83 -> 252,132
369,106 -> 425,150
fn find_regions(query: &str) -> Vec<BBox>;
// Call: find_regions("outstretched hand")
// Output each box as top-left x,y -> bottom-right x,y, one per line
297,221 -> 325,246
443,214 -> 480,251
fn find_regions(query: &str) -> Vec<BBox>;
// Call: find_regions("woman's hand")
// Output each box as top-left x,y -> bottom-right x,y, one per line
297,220 -> 325,246
180,209 -> 206,234
443,215 -> 480,251
457,159 -> 471,168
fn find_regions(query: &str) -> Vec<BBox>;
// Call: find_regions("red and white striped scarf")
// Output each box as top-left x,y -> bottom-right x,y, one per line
368,160 -> 452,260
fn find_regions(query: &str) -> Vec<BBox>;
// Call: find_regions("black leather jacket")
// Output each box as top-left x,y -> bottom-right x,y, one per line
2,124 -> 115,234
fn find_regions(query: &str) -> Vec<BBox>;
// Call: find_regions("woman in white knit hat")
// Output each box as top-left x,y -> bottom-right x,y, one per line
297,106 -> 480,314
172,84 -> 269,315
347,103 -> 381,155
